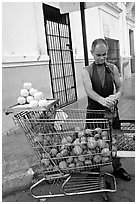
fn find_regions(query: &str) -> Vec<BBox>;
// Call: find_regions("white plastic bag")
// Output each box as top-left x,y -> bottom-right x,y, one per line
54,109 -> 68,131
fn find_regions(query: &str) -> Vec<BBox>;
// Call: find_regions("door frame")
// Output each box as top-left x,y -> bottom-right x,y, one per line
42,4 -> 77,107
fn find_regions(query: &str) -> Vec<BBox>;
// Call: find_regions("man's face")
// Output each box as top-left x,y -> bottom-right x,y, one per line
91,43 -> 108,65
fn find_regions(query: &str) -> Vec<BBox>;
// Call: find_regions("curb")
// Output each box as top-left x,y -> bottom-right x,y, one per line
2,127 -> 40,196
2,168 -> 34,196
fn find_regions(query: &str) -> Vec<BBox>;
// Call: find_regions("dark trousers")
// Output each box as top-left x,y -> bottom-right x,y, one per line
86,108 -> 121,130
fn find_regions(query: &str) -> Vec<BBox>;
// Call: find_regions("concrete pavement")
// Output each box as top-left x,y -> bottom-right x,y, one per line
2,157 -> 135,202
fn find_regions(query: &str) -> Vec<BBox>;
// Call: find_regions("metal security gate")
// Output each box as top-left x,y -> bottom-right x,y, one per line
43,4 -> 77,107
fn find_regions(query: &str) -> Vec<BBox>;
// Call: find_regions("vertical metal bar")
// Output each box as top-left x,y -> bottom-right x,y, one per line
80,2 -> 89,66
67,13 -> 78,101
49,21 -> 57,98
45,20 -> 55,98
58,23 -> 67,104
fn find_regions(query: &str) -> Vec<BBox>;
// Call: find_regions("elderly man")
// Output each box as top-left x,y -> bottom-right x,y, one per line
82,38 -> 131,181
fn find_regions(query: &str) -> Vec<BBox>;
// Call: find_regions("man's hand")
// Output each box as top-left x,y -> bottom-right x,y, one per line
99,95 -> 117,108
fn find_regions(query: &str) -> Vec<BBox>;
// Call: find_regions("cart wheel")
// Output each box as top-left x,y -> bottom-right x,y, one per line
101,192 -> 109,202
39,198 -> 47,202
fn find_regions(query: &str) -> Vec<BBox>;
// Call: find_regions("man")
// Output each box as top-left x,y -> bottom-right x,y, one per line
82,38 -> 131,181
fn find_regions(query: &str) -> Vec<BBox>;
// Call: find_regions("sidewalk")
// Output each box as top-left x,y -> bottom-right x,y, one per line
2,74 -> 135,199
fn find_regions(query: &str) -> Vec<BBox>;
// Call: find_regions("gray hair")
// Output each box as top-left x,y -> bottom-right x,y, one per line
91,38 -> 108,52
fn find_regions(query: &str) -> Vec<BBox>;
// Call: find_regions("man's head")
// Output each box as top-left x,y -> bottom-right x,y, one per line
91,38 -> 108,65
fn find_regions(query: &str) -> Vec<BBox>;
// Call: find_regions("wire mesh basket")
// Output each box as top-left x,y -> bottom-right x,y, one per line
5,104 -> 135,200
10,108 -> 114,177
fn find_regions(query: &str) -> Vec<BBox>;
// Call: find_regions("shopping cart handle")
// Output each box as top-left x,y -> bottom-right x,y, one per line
3,108 -> 12,115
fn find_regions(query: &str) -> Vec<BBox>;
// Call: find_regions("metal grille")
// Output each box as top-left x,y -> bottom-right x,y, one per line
43,4 -> 77,107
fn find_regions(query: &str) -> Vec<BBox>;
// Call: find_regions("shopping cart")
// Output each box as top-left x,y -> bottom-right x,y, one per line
5,102 -> 135,201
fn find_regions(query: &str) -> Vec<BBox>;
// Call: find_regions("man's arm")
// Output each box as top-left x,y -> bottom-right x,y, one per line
82,68 -> 115,108
113,65 -> 123,100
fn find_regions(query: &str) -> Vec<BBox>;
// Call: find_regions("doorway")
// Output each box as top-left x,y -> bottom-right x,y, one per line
43,4 -> 77,107
129,29 -> 135,73
105,37 -> 121,73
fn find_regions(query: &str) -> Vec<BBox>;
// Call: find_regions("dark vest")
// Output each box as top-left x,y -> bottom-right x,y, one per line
86,62 -> 114,110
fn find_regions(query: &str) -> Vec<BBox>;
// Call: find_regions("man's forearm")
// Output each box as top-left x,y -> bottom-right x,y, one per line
115,86 -> 123,100
85,89 -> 104,105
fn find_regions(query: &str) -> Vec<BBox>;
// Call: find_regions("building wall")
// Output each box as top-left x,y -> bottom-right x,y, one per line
2,2 -> 51,132
2,64 -> 52,132
2,2 -> 135,132
2,2 -> 48,62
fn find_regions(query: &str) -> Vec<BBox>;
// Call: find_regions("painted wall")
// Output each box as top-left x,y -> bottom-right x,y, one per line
2,2 -> 48,62
69,11 -> 84,59
2,2 -> 50,132
69,7 -> 101,60
2,64 -> 52,132
3,2 -> 38,57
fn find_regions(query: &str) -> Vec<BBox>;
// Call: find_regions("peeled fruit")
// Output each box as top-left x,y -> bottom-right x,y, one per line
30,99 -> 38,107
26,95 -> 34,103
94,133 -> 100,140
50,148 -> 58,156
34,91 -> 43,101
87,137 -> 97,149
78,131 -> 85,138
74,158 -> 78,163
81,136 -> 86,142
88,137 -> 95,143
69,163 -> 75,168
60,149 -> 68,156
87,141 -> 97,149
38,99 -> 48,107
73,145 -> 82,155
101,131 -> 108,140
76,161 -> 83,167
85,129 -> 93,135
81,144 -> 87,150
66,156 -> 73,164
66,136 -> 73,143
78,155 -> 85,162
23,82 -> 32,90
73,138 -> 80,146
59,161 -> 67,169
81,139 -> 86,145
41,158 -> 50,167
102,135 -> 108,140
17,96 -> 26,104
93,155 -> 102,163
85,160 -> 92,165
29,88 -> 38,96
101,131 -> 108,137
62,137 -> 68,145
101,148 -> 111,157
60,145 -> 66,150
97,139 -> 106,149
95,127 -> 102,134
20,88 -> 29,97
56,153 -> 62,159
